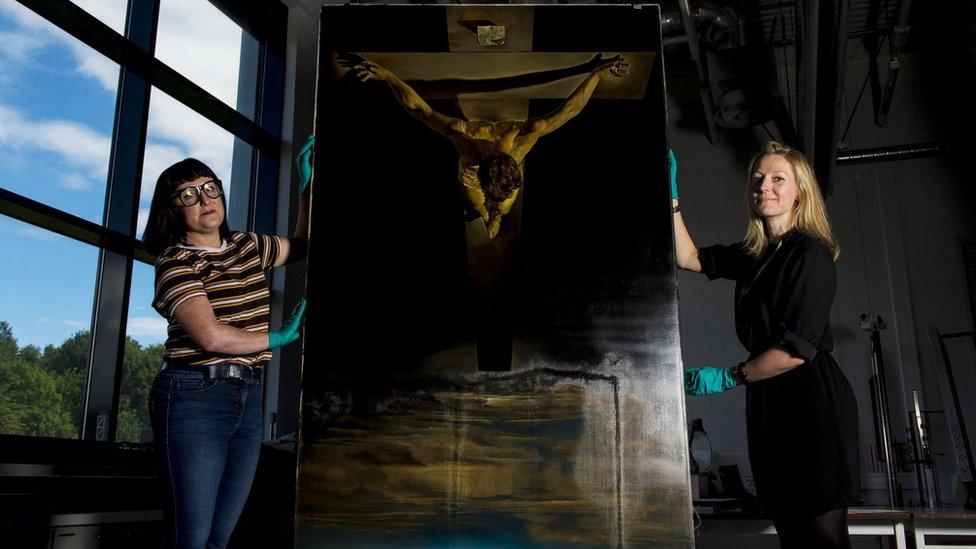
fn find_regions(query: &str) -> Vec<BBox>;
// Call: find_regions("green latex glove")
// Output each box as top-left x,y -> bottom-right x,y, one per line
268,298 -> 307,349
684,366 -> 737,396
294,134 -> 314,195
668,147 -> 679,200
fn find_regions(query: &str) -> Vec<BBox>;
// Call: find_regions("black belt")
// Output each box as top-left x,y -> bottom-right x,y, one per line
161,361 -> 262,382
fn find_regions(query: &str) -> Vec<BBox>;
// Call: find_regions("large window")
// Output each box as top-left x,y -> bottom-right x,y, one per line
0,0 -> 286,446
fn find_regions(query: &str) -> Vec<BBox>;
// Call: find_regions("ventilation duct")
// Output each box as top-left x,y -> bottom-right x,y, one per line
662,0 -> 780,129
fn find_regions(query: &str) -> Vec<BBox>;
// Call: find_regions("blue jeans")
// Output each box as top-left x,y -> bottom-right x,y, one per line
149,368 -> 264,549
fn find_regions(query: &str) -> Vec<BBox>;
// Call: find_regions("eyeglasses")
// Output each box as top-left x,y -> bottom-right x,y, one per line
171,180 -> 223,207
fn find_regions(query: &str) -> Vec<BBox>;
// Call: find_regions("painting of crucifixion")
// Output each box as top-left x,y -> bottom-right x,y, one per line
295,5 -> 693,548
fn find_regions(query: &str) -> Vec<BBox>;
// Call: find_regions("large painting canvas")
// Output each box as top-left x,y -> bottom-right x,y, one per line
296,5 -> 693,547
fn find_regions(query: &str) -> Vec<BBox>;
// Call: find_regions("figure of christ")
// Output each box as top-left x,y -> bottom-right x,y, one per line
347,54 -> 629,238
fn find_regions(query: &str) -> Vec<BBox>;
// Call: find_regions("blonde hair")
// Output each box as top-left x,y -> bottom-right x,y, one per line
742,141 -> 840,261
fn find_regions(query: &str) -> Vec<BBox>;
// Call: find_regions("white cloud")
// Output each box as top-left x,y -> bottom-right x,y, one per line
136,207 -> 150,239
0,103 -> 110,180
140,141 -> 187,199
0,2 -> 51,32
73,47 -> 119,91
125,315 -> 168,338
72,0 -> 127,34
34,119 -> 111,174
0,1 -> 125,33
155,0 -> 242,108
0,104 -> 19,142
149,92 -> 231,159
0,104 -> 105,191
63,0 -> 127,92
0,31 -> 46,64
146,91 -> 235,176
61,173 -> 94,191
62,320 -> 89,330
0,0 -> 123,91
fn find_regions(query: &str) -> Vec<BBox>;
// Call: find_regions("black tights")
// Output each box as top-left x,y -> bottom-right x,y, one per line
772,508 -> 852,549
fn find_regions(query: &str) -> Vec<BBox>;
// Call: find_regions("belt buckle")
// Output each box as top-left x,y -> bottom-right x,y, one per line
225,365 -> 242,380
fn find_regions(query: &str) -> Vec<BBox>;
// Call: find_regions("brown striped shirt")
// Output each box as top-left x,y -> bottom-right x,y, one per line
152,231 -> 280,367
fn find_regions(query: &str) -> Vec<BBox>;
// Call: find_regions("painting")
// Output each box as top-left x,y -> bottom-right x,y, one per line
295,5 -> 692,547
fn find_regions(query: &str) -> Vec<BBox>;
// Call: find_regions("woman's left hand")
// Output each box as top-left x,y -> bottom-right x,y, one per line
295,134 -> 314,195
684,366 -> 738,396
268,298 -> 307,349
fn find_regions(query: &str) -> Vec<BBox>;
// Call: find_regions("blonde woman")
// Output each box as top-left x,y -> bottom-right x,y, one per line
674,142 -> 859,548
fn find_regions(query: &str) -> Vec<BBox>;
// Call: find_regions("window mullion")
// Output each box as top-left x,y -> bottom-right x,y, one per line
82,0 -> 159,441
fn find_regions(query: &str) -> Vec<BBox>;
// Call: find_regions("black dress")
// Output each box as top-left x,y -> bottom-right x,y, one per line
698,229 -> 860,517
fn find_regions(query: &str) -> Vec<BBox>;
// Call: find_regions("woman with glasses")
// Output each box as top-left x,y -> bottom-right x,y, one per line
142,139 -> 313,549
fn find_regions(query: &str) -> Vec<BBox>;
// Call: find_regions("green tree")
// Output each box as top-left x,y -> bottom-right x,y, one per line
19,344 -> 41,366
0,359 -> 77,437
41,330 -> 91,373
0,321 -> 17,359
0,324 -> 76,438
55,367 -> 86,433
0,322 -> 168,441
40,330 -> 92,433
117,338 -> 163,442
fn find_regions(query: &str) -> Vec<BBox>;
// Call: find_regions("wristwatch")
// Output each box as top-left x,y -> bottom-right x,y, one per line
732,362 -> 749,385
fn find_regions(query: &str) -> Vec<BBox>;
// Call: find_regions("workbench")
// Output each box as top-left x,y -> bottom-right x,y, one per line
696,507 -> 920,548
909,507 -> 976,549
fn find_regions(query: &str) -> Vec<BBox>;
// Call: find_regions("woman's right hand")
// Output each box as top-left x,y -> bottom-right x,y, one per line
294,135 -> 314,195
669,147 -> 679,200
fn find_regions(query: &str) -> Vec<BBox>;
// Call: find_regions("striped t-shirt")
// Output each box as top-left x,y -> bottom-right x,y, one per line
152,231 -> 280,367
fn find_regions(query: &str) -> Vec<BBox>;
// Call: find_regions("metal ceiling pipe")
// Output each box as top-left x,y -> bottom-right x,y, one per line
875,0 -> 914,126
836,141 -> 947,165
773,26 -> 893,47
794,0 -> 814,152
661,1 -> 748,48
677,0 -> 719,143
797,0 -> 851,197
662,34 -> 691,47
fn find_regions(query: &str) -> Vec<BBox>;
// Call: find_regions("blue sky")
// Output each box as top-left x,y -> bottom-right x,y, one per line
0,0 -> 244,349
